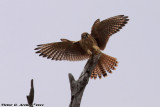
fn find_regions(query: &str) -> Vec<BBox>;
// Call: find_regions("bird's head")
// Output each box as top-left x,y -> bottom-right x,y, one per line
81,32 -> 89,39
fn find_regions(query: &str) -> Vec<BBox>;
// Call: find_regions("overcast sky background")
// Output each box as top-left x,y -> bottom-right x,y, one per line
0,0 -> 160,107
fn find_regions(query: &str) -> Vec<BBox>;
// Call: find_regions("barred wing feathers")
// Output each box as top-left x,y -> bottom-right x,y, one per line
91,15 -> 129,50
35,41 -> 89,61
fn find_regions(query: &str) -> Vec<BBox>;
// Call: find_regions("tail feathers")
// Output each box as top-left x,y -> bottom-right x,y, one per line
91,53 -> 118,79
91,64 -> 102,79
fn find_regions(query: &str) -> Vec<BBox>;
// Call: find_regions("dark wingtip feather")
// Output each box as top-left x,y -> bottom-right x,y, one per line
39,53 -> 44,56
42,54 -> 47,57
35,51 -> 41,53
119,26 -> 122,29
103,73 -> 107,77
124,21 -> 128,24
124,16 -> 129,22
126,19 -> 129,21
118,15 -> 124,17
47,56 -> 51,59
37,44 -> 42,46
124,16 -> 128,18
34,48 -> 40,50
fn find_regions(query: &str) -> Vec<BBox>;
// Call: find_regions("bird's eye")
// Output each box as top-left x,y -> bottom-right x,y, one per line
84,36 -> 88,39
85,34 -> 88,38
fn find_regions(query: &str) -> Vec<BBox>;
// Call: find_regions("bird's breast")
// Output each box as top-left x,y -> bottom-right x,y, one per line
80,36 -> 99,54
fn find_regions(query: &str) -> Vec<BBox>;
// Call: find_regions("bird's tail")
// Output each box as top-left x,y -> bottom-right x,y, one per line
91,53 -> 118,79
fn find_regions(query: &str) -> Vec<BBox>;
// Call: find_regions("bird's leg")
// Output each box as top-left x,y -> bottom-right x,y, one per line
93,45 -> 101,55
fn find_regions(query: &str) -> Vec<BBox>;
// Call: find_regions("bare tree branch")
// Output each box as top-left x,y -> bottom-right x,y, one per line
27,79 -> 34,107
69,53 -> 101,107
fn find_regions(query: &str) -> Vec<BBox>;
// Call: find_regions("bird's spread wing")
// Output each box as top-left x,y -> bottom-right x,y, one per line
35,40 -> 89,61
91,15 -> 129,50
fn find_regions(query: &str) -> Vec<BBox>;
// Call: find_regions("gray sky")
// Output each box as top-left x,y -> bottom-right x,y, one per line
0,0 -> 160,107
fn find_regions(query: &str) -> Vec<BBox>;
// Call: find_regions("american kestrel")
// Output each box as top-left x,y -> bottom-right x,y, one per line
35,15 -> 129,79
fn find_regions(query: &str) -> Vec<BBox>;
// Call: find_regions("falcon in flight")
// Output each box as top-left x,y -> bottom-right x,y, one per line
35,15 -> 129,79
